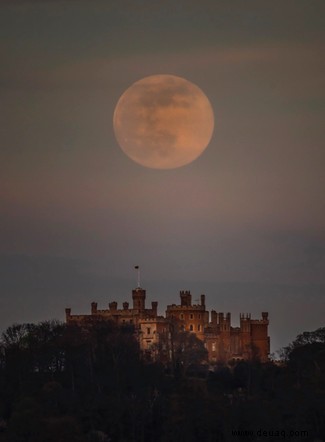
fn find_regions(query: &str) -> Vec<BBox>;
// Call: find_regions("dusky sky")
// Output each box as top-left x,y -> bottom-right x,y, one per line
1,0 -> 324,353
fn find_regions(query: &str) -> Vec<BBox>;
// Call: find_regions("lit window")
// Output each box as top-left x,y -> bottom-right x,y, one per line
212,342 -> 216,352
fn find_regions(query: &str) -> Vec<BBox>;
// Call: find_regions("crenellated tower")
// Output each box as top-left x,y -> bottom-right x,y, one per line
132,287 -> 146,311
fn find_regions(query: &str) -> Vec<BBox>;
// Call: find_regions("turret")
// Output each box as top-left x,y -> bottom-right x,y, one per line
180,290 -> 192,307
91,302 -> 97,315
211,310 -> 218,325
132,287 -> 146,311
65,308 -> 71,321
240,313 -> 251,333
218,312 -> 230,331
262,312 -> 269,321
109,301 -> 118,311
152,301 -> 158,317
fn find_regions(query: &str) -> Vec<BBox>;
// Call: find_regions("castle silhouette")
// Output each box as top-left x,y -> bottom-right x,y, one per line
66,286 -> 270,363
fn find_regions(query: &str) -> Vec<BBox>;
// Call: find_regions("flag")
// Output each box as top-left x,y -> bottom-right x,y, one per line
134,266 -> 139,269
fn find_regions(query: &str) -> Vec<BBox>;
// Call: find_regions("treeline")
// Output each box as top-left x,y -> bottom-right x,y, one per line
0,321 -> 324,441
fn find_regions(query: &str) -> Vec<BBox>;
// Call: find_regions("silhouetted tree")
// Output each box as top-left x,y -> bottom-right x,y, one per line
280,327 -> 325,389
155,318 -> 208,378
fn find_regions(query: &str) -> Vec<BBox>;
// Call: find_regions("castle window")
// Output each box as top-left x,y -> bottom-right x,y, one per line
180,313 -> 184,319
147,328 -> 151,335
198,314 -> 201,319
190,314 -> 194,319
212,342 -> 216,352
198,324 -> 201,331
189,324 -> 193,331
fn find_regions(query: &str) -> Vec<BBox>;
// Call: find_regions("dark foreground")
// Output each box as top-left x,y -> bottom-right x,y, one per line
0,321 -> 324,441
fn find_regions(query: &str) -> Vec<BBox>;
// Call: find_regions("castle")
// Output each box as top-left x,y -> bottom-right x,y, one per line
65,286 -> 270,363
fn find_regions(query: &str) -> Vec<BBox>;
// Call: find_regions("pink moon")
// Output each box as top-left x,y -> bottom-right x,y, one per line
113,74 -> 214,169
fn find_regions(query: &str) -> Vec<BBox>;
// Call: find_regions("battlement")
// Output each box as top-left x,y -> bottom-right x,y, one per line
166,304 -> 206,311
240,312 -> 269,324
180,290 -> 191,295
240,313 -> 251,320
167,291 -> 206,312
66,287 -> 159,326
66,314 -> 89,321
211,311 -> 231,323
250,318 -> 269,325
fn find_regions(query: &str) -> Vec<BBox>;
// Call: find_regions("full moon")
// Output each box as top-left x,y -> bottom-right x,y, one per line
113,74 -> 214,169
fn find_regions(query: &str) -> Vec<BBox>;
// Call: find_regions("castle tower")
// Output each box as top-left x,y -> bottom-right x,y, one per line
65,308 -> 71,322
91,302 -> 97,315
132,287 -> 146,311
151,301 -> 158,317
240,313 -> 252,359
250,312 -> 270,362
180,290 -> 192,306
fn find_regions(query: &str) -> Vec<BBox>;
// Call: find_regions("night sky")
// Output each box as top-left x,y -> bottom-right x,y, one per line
1,0 -> 324,354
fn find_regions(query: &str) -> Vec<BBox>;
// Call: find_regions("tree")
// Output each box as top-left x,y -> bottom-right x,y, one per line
280,327 -> 325,389
156,319 -> 208,377
173,331 -> 208,375
280,327 -> 325,360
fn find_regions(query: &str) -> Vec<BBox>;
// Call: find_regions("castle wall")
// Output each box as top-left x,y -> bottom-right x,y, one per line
139,317 -> 167,353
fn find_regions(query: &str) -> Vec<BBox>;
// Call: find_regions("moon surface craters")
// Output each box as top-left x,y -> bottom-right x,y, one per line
113,74 -> 214,169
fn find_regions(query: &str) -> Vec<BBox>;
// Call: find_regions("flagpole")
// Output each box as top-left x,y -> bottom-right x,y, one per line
135,266 -> 140,288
